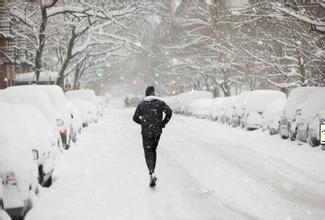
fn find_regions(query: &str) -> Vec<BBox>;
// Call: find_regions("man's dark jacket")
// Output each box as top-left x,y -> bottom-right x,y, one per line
133,96 -> 172,135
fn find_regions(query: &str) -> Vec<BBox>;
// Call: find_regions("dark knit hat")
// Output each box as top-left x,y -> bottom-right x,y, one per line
145,86 -> 155,96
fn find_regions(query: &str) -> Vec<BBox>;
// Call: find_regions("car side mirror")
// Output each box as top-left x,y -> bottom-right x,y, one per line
296,109 -> 302,116
32,149 -> 39,160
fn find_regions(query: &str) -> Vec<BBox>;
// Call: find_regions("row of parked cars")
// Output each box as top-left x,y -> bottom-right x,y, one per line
0,85 -> 107,220
165,87 -> 325,150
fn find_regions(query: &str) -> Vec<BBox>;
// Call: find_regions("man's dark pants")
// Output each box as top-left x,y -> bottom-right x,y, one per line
142,132 -> 161,175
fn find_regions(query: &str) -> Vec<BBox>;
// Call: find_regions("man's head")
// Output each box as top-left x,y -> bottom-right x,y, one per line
145,86 -> 155,96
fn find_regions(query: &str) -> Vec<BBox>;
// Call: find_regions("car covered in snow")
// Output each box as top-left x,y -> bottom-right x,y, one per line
65,90 -> 99,119
262,99 -> 287,135
0,102 -> 60,219
241,90 -> 286,130
166,91 -> 213,115
68,99 -> 97,127
291,90 -> 325,148
39,85 -> 74,149
280,87 -> 324,140
0,86 -> 66,147
187,98 -> 213,119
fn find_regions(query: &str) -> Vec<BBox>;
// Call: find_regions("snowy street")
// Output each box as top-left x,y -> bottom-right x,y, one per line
26,100 -> 325,220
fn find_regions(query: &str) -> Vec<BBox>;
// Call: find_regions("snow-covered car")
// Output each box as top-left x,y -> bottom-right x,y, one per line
208,97 -> 226,121
0,86 -> 66,147
187,98 -> 213,119
262,99 -> 287,135
168,91 -> 213,115
39,85 -> 73,149
0,102 -> 60,219
292,90 -> 325,146
307,111 -> 325,150
66,90 -> 99,117
69,99 -> 97,127
280,87 -> 324,140
241,90 -> 286,130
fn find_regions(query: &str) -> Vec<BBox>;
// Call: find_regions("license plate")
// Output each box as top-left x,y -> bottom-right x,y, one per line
320,123 -> 325,145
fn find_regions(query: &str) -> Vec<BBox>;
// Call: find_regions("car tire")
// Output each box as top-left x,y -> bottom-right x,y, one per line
281,134 -> 288,139
308,135 -> 319,147
322,145 -> 325,151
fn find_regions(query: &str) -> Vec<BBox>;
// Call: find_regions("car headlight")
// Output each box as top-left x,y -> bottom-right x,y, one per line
56,119 -> 64,127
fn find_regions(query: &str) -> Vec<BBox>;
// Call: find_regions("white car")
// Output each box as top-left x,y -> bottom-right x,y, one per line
242,90 -> 286,130
66,89 -> 99,119
39,85 -> 74,149
0,86 -> 66,147
187,98 -> 213,119
262,99 -> 287,135
0,102 -> 59,219
168,91 -> 213,115
280,87 -> 324,140
293,90 -> 325,146
69,99 -> 97,127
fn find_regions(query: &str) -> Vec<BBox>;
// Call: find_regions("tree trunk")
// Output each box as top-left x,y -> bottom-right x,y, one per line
34,8 -> 48,82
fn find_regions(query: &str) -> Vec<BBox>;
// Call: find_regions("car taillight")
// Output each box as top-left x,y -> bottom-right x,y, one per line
60,129 -> 67,137
6,173 -> 17,186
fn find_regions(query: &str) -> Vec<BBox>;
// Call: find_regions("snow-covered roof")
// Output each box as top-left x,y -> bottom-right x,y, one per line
15,71 -> 59,82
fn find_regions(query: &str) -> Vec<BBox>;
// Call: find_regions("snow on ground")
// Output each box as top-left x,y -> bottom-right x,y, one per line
26,99 -> 325,220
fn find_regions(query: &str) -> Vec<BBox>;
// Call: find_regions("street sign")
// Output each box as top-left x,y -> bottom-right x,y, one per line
320,123 -> 325,145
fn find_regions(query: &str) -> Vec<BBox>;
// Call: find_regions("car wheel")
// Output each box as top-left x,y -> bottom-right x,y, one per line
308,134 -> 319,147
290,129 -> 297,141
281,133 -> 288,139
322,145 -> 325,151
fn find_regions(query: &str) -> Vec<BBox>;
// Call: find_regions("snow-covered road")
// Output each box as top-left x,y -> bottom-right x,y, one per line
26,100 -> 325,220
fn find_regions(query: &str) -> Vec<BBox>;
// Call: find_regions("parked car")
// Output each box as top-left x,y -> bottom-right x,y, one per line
0,86 -> 66,148
242,90 -> 286,130
66,90 -> 99,118
0,102 -> 60,219
307,111 -> 325,150
280,87 -> 324,140
39,85 -> 73,149
262,99 -> 287,135
292,90 -> 325,146
187,98 -> 213,119
68,99 -> 97,127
